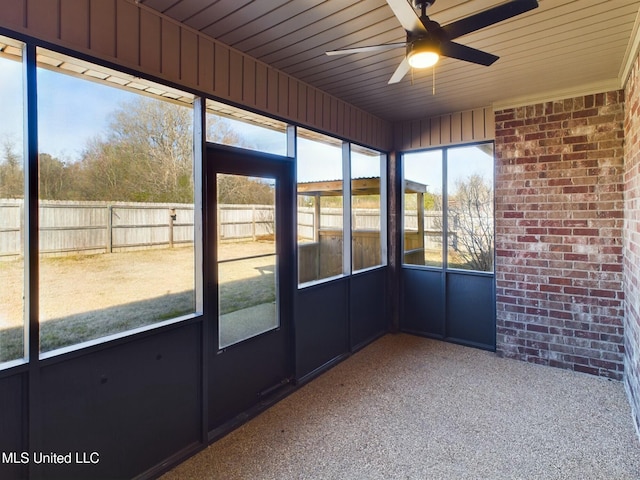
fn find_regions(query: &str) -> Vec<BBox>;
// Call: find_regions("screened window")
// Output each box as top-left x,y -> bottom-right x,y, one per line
351,145 -> 386,271
217,173 -> 278,348
403,149 -> 443,267
36,48 -> 198,355
297,128 -> 344,285
0,37 -> 25,365
403,143 -> 494,273
206,99 -> 288,155
447,144 -> 494,272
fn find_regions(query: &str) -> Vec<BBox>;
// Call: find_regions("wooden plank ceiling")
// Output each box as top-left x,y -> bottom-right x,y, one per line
139,0 -> 640,123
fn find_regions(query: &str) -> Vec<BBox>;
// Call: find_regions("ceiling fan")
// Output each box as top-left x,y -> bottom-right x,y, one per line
326,0 -> 539,84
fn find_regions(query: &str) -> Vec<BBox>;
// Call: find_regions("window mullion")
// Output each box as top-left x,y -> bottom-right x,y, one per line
442,148 -> 448,270
23,43 -> 39,363
342,142 -> 351,275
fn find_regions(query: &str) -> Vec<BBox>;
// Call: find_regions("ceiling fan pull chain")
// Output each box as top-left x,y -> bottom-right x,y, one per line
432,65 -> 436,95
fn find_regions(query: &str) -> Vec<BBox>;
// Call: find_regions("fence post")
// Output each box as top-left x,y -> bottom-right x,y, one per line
251,205 -> 256,241
313,194 -> 321,242
107,205 -> 113,253
169,208 -> 176,248
20,201 -> 25,257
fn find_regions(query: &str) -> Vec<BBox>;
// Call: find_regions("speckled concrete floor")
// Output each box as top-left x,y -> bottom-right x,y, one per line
161,334 -> 640,480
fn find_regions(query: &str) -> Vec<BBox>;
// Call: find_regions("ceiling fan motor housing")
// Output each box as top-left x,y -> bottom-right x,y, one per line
413,0 -> 435,9
406,36 -> 440,68
407,36 -> 440,56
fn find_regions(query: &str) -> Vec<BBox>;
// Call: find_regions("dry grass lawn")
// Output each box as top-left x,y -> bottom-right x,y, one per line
0,241 -> 275,362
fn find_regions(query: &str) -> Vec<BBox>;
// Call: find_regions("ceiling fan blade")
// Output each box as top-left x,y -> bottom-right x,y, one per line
442,0 -> 538,40
388,57 -> 411,84
386,0 -> 427,34
440,40 -> 499,66
326,43 -> 406,56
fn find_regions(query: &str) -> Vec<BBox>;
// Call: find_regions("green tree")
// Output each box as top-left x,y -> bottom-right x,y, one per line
423,191 -> 438,210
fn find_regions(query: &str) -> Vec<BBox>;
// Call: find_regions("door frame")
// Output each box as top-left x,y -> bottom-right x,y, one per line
204,143 -> 296,437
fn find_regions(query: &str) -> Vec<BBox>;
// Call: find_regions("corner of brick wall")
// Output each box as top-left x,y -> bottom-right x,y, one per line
494,91 -> 625,380
624,52 -> 640,436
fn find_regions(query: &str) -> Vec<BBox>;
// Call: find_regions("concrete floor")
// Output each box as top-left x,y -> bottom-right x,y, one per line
161,334 -> 640,479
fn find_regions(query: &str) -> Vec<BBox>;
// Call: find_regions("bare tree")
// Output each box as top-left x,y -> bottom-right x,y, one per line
0,139 -> 23,199
217,174 -> 274,205
75,98 -> 248,203
102,97 -> 194,202
39,153 -> 72,200
448,174 -> 494,271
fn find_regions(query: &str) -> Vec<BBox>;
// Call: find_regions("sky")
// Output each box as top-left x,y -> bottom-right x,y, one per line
37,68 -> 134,160
0,56 -> 134,161
404,145 -> 494,195
0,56 -> 23,150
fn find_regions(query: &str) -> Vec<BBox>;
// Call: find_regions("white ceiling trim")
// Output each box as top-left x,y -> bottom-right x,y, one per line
620,5 -> 640,87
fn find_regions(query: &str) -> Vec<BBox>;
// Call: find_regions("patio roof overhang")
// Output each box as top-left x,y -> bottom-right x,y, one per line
297,177 -> 427,196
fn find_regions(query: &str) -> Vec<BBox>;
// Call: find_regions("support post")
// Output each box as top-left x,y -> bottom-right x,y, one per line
169,208 -> 176,248
107,205 -> 113,253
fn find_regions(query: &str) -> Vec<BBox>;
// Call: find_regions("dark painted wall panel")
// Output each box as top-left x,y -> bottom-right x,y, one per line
37,324 -> 201,479
208,331 -> 288,431
350,269 -> 388,349
0,373 -> 26,480
447,273 -> 495,350
401,268 -> 445,337
295,280 -> 349,379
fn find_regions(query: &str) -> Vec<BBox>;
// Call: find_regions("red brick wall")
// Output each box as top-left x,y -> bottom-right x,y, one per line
494,91 -> 625,380
624,54 -> 640,434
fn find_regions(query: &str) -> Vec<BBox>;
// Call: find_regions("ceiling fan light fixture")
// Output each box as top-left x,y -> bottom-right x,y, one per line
407,39 -> 440,68
408,50 -> 439,68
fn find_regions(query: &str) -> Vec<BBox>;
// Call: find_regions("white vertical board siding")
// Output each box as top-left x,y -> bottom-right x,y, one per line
393,107 -> 495,151
0,0 -> 392,151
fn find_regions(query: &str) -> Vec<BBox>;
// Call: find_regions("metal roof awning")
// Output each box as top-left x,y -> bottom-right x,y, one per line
297,177 -> 427,196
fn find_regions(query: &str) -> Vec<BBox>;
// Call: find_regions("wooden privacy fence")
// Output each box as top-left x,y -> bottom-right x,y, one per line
0,200 -> 288,257
218,204 -> 275,241
1,201 -> 390,258
0,199 -> 196,257
4,200 -> 458,260
297,207 -> 383,240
